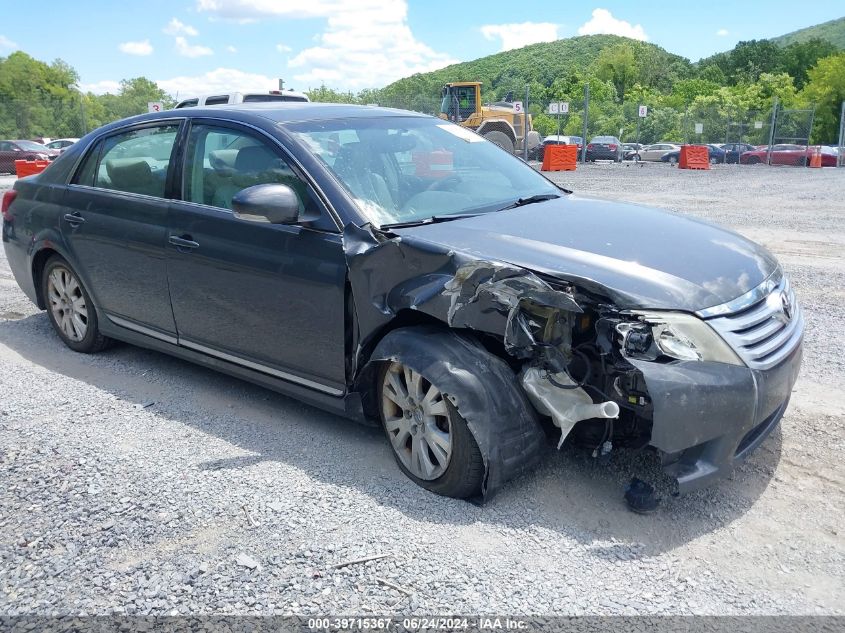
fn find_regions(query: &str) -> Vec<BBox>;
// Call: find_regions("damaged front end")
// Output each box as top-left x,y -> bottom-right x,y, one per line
345,223 -> 799,500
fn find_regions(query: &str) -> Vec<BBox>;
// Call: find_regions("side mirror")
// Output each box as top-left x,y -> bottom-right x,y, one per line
232,184 -> 304,225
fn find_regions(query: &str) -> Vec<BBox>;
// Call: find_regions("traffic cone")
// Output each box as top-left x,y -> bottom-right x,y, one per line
809,147 -> 822,168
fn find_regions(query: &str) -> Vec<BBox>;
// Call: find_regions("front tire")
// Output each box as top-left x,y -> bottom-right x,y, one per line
378,360 -> 484,499
42,256 -> 110,353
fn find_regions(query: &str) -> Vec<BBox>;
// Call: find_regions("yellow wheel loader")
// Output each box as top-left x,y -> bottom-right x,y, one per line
438,82 -> 541,155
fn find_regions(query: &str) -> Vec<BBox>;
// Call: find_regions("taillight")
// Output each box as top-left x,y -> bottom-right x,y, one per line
609,144 -> 618,150
587,143 -> 594,149
2,190 -> 18,222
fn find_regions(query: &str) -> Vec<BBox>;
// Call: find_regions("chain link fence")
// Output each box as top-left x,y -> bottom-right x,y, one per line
2,92 -> 843,168
0,95 -> 91,141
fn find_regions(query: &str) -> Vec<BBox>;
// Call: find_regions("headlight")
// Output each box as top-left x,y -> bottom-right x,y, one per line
616,311 -> 743,366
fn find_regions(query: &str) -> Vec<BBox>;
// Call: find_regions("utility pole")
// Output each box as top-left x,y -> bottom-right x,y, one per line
805,106 -> 816,168
838,101 -> 845,168
766,97 -> 778,166
581,83 -> 589,163
523,85 -> 530,162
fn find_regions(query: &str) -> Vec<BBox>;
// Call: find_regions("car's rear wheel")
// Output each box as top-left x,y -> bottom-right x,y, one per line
42,256 -> 110,353
746,155 -> 761,165
379,360 -> 483,498
668,155 -> 678,165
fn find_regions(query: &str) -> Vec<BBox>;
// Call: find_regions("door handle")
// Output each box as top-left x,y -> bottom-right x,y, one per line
169,235 -> 200,250
63,212 -> 85,226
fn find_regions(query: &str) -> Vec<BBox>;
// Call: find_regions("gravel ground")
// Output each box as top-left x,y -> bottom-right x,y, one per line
0,165 -> 843,616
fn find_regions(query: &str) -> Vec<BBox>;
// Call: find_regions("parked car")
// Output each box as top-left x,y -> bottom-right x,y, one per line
660,144 -> 726,165
1,104 -> 803,501
636,143 -> 682,162
0,140 -> 60,174
740,144 -> 837,166
175,90 -> 310,109
720,142 -> 757,164
585,136 -> 623,161
528,135 -> 583,161
622,143 -> 643,160
44,138 -> 80,152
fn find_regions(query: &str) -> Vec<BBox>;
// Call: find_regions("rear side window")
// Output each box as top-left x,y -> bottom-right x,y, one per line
176,99 -> 199,109
73,141 -> 102,186
92,125 -> 179,198
204,95 -> 229,106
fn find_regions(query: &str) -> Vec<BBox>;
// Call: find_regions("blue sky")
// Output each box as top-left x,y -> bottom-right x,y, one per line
1,1 -> 843,96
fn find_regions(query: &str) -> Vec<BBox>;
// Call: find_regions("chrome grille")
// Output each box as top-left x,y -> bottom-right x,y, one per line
702,276 -> 803,370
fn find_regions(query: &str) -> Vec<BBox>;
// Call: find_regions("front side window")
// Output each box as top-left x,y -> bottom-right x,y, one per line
182,123 -> 319,215
93,125 -> 179,197
290,116 -> 560,227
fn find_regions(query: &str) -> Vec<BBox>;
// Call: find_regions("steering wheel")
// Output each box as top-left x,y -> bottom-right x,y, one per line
425,175 -> 462,192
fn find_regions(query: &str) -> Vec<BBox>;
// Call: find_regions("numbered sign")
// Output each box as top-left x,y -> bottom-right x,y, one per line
547,103 -> 559,115
638,105 -> 648,118
560,102 -> 569,114
694,123 -> 704,134
513,101 -> 523,114
754,121 -> 763,129
148,101 -> 164,113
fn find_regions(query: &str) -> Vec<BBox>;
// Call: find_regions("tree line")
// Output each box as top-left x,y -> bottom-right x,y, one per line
2,35 -> 844,143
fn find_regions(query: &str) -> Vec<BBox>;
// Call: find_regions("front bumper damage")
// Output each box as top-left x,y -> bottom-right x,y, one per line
343,223 -> 801,500
630,343 -> 801,493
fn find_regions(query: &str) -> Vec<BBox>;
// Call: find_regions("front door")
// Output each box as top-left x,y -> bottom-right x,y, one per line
166,121 -> 348,395
61,122 -> 181,339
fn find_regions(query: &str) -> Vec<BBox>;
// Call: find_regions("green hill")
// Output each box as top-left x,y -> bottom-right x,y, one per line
378,34 -> 690,105
771,16 -> 845,48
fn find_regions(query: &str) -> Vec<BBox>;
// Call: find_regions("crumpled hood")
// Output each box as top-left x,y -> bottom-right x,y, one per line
395,196 -> 779,312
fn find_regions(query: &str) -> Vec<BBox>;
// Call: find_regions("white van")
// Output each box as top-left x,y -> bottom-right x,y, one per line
174,90 -> 310,109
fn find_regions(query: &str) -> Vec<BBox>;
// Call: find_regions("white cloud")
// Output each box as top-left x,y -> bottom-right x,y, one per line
577,9 -> 648,41
175,36 -> 213,57
164,18 -> 199,37
155,67 -> 278,98
716,28 -> 729,37
226,45 -> 237,53
0,34 -> 18,50
118,40 -> 154,56
276,43 -> 292,53
480,22 -> 559,52
196,0 -> 456,89
78,79 -> 122,95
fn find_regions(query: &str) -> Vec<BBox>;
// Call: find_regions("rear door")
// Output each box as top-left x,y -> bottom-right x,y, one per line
166,120 -> 348,395
61,122 -> 182,340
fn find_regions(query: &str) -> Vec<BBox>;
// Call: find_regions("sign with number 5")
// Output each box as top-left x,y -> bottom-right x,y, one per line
512,101 -> 523,114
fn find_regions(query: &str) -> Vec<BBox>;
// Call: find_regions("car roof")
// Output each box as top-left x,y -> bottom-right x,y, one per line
188,102 -> 428,123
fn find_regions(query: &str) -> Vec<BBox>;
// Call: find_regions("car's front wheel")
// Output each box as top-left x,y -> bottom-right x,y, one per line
42,255 -> 110,353
379,360 -> 483,499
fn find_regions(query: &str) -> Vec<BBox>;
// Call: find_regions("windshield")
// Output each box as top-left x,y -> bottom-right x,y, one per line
17,140 -> 49,151
288,117 -> 560,227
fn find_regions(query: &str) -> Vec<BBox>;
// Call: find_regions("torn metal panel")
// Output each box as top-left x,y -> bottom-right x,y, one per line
360,326 -> 546,502
341,222 -> 583,370
520,367 -> 620,448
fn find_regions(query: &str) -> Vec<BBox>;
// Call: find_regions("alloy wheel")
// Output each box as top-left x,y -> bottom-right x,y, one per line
47,266 -> 88,342
381,362 -> 453,480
